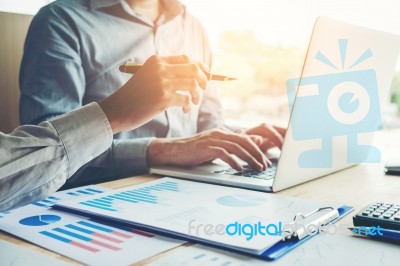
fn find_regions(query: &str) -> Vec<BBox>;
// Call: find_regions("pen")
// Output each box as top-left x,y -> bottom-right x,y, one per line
348,227 -> 400,242
119,63 -> 237,81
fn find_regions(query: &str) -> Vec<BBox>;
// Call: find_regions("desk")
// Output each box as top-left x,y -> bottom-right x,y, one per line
1,129 -> 400,265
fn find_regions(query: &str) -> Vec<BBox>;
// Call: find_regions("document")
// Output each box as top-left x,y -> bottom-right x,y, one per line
148,234 -> 400,266
54,178 -> 344,255
0,185 -> 184,266
0,239 -> 73,266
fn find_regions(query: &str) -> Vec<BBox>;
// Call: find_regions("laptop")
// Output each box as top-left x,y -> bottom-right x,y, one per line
151,17 -> 400,192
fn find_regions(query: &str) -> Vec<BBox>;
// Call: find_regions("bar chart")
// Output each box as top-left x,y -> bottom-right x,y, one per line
35,187 -> 106,209
31,196 -> 61,208
0,183 -> 183,266
79,180 -> 180,212
0,186 -> 107,219
39,219 -> 154,253
66,187 -> 105,197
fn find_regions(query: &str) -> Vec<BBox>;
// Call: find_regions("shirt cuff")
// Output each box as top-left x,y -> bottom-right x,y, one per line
112,137 -> 155,177
50,102 -> 113,177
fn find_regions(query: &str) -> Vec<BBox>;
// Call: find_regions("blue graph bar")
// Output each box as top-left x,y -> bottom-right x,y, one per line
78,221 -> 119,233
119,192 -> 157,204
86,219 -> 130,232
86,200 -> 112,207
157,182 -> 179,191
40,230 -> 100,252
93,198 -> 113,204
64,187 -> 104,197
80,202 -> 116,212
147,186 -> 162,191
48,196 -> 60,200
78,221 -> 113,233
77,190 -> 93,195
40,231 -> 71,243
109,195 -> 138,203
53,228 -> 91,241
124,190 -> 156,198
66,224 -> 93,234
194,253 -> 206,260
32,202 -> 48,208
79,181 -> 179,211
102,197 -> 114,201
40,199 -> 56,204
122,191 -> 157,200
85,188 -> 103,193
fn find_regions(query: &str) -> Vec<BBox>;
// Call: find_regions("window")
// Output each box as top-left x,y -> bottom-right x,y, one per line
182,0 -> 400,128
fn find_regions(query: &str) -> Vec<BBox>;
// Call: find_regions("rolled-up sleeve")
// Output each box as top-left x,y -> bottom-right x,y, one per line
112,138 -> 153,177
0,103 -> 112,211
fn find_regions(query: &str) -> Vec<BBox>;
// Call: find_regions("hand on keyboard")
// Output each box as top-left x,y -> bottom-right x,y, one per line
213,164 -> 277,180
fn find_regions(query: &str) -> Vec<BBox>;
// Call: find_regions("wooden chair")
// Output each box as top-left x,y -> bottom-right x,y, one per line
0,11 -> 33,133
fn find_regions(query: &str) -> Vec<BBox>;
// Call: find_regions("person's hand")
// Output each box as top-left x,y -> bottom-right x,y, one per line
98,55 -> 209,134
244,123 -> 286,152
147,128 -> 272,172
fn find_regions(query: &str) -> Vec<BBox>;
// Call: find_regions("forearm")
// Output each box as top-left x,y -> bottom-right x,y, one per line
63,137 -> 154,189
0,103 -> 112,211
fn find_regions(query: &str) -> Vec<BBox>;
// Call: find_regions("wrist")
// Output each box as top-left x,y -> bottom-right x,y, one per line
147,138 -> 176,166
98,97 -> 122,135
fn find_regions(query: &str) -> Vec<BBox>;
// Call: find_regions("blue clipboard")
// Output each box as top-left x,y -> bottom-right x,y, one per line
260,205 -> 354,260
52,204 -> 353,261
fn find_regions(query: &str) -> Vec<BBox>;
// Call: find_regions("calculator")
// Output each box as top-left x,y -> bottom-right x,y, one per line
353,202 -> 400,230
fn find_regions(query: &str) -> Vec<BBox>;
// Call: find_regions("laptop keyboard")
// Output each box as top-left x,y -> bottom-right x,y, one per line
212,163 -> 277,180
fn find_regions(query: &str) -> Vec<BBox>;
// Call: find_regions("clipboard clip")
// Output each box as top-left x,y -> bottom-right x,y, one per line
283,207 -> 339,241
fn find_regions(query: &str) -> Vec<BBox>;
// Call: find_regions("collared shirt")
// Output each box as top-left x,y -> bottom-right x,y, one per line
0,103 -> 113,212
19,0 -> 224,188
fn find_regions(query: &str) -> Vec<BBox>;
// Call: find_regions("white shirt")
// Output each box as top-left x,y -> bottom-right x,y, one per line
0,103 -> 113,211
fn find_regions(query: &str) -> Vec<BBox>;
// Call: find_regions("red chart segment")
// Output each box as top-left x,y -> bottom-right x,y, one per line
38,220 -> 139,253
40,231 -> 99,252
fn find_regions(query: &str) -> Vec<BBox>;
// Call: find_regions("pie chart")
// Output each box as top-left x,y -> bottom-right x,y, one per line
216,194 -> 267,207
19,215 -> 61,226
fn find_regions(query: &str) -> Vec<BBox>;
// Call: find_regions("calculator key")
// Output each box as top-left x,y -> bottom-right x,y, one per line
354,202 -> 400,231
382,214 -> 392,219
